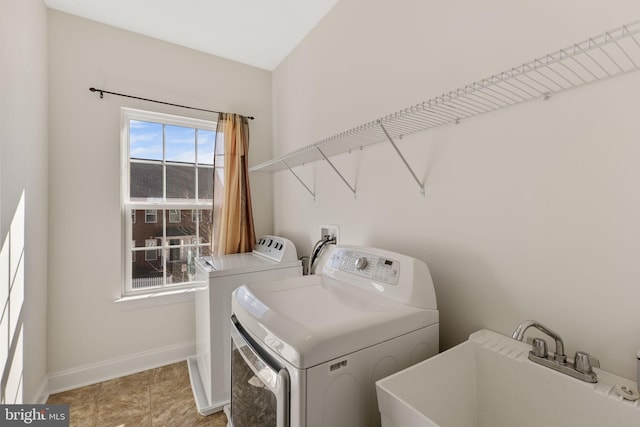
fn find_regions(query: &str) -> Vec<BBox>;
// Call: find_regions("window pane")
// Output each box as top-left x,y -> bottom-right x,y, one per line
198,166 -> 213,200
130,120 -> 163,161
165,207 -> 200,285
130,162 -> 162,199
199,210 -> 212,244
214,163 -> 224,188
198,245 -> 212,257
166,125 -> 195,163
215,132 -> 224,155
197,129 -> 215,165
132,257 -> 164,290
131,210 -> 163,248
166,209 -> 196,239
166,164 -> 195,199
131,209 -> 164,290
167,247 -> 197,285
213,166 -> 224,230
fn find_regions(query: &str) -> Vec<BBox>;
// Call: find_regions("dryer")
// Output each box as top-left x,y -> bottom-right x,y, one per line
188,235 -> 302,415
229,244 -> 438,427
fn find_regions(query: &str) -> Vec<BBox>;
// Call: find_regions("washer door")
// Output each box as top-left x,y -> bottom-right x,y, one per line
230,315 -> 289,427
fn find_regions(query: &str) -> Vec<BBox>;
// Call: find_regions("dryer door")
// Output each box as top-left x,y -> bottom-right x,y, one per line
230,315 -> 289,427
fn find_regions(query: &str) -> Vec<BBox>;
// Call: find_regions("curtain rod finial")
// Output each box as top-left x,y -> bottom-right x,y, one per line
89,87 -> 104,98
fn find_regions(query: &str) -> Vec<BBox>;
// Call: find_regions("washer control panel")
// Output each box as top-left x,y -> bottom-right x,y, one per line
253,235 -> 298,262
329,249 -> 399,285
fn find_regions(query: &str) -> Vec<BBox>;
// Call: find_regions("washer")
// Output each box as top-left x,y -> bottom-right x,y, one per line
229,244 -> 438,427
188,235 -> 302,416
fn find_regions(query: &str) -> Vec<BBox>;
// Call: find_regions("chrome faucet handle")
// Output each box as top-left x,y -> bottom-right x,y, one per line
575,351 -> 600,374
532,337 -> 548,358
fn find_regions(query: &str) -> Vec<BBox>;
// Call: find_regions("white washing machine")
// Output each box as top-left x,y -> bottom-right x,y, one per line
229,244 -> 439,427
188,235 -> 302,416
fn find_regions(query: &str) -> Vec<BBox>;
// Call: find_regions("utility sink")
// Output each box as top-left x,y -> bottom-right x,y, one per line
376,329 -> 640,427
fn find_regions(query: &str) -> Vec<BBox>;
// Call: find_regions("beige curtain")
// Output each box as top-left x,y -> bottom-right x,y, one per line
211,113 -> 256,255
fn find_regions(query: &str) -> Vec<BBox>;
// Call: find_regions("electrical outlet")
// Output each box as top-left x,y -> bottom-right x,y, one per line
320,224 -> 339,244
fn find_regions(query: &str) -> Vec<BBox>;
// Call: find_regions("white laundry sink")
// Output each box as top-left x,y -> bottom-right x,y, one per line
376,329 -> 640,427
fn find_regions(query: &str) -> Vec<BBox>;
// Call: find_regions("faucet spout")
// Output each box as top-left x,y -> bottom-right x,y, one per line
512,320 -> 566,363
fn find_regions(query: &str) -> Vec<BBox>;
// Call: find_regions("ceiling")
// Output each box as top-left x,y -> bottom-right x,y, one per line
44,0 -> 339,70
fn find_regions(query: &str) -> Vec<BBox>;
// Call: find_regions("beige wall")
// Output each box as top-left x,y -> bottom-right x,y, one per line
272,0 -> 640,380
47,10 -> 272,382
0,0 -> 49,403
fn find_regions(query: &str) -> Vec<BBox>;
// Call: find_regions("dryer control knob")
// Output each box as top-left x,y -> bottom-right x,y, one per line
355,257 -> 368,270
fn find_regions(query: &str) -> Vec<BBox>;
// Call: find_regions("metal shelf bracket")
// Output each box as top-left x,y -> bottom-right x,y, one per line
316,147 -> 357,198
281,160 -> 315,200
250,20 -> 640,201
379,121 -> 426,196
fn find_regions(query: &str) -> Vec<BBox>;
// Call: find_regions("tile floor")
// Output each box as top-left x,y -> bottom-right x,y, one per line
47,361 -> 227,427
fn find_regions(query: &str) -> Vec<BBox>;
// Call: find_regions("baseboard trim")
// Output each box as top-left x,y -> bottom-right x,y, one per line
47,340 -> 195,395
34,377 -> 49,404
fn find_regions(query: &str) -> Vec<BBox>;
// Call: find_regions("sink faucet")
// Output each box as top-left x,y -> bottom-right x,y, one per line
512,320 -> 566,363
512,320 -> 599,383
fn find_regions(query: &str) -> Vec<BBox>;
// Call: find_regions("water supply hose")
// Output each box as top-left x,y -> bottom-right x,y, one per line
308,235 -> 336,274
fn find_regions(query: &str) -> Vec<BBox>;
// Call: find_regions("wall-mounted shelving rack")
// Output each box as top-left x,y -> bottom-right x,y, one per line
250,20 -> 640,198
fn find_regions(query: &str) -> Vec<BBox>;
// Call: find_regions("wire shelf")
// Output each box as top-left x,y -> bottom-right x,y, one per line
251,20 -> 640,190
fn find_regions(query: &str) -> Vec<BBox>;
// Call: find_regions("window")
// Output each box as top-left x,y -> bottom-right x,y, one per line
145,209 -> 158,223
122,108 -> 222,294
169,209 -> 181,223
144,238 -> 159,261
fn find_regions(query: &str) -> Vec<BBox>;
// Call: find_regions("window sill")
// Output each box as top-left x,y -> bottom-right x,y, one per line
114,286 -> 203,311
